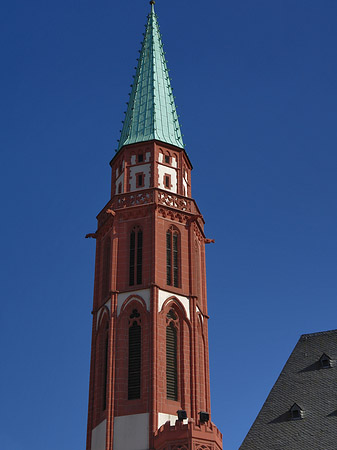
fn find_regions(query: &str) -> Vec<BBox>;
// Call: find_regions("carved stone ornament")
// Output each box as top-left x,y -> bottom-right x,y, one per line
157,191 -> 192,212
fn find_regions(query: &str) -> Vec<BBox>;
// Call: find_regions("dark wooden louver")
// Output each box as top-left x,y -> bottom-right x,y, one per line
166,323 -> 178,400
128,321 -> 141,400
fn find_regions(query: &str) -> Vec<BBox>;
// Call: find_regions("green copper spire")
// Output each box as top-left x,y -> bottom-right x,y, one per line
117,3 -> 184,151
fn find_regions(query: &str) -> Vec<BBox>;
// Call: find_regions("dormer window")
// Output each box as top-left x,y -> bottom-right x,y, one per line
138,153 -> 144,163
289,403 -> 303,420
320,353 -> 332,368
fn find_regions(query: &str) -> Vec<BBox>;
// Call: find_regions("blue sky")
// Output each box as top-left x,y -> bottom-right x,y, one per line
1,1 -> 336,449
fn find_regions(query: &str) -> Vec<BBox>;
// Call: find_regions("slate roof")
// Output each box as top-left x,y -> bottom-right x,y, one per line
117,3 -> 184,151
240,329 -> 337,449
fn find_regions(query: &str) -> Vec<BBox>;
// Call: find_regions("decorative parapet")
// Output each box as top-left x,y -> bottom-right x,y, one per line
153,419 -> 223,450
115,190 -> 155,209
97,189 -> 201,228
156,190 -> 192,212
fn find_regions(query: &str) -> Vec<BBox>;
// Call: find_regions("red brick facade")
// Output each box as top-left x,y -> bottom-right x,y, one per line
86,140 -> 222,450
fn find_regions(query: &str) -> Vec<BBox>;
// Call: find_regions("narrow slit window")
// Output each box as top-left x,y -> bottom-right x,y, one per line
138,154 -> 144,163
165,155 -> 170,164
173,233 -> 178,287
129,230 -> 135,286
129,228 -> 143,286
166,228 -> 179,287
136,230 -> 143,284
165,176 -> 170,188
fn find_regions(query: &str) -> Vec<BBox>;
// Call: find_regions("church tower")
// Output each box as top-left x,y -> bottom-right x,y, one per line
86,3 -> 223,450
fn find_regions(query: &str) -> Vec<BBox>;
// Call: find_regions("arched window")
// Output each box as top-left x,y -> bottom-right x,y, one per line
129,228 -> 143,286
166,228 -> 179,287
128,309 -> 141,400
166,309 -> 178,400
102,238 -> 111,299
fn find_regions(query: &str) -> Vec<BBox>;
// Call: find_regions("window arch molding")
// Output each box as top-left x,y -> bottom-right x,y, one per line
96,306 -> 110,332
160,296 -> 188,321
118,299 -> 149,329
119,295 -> 148,317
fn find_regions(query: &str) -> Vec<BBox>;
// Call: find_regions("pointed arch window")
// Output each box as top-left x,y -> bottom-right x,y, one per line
166,309 -> 178,400
166,227 -> 179,287
128,309 -> 141,400
129,228 -> 143,286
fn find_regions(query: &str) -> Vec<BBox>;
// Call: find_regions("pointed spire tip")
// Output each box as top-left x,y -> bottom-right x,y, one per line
118,0 -> 185,151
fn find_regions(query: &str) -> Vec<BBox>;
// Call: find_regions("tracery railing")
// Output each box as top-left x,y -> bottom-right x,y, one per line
97,188 -> 199,227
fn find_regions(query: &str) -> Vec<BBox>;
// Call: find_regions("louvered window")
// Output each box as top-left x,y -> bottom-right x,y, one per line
129,228 -> 143,286
166,228 -> 179,287
166,322 -> 178,400
128,310 -> 141,400
102,238 -> 111,298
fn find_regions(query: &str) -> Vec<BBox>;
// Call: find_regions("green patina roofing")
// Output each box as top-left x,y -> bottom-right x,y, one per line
117,3 -> 184,151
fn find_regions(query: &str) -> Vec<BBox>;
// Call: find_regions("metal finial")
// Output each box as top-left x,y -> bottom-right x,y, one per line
150,1 -> 155,5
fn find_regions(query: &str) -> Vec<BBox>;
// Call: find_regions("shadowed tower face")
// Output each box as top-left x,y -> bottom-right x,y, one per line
85,4 -> 223,450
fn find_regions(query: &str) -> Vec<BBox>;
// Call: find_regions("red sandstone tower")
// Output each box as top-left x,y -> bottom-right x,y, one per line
86,3 -> 223,450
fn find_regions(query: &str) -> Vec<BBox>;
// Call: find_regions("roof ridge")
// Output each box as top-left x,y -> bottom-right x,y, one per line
300,328 -> 337,339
